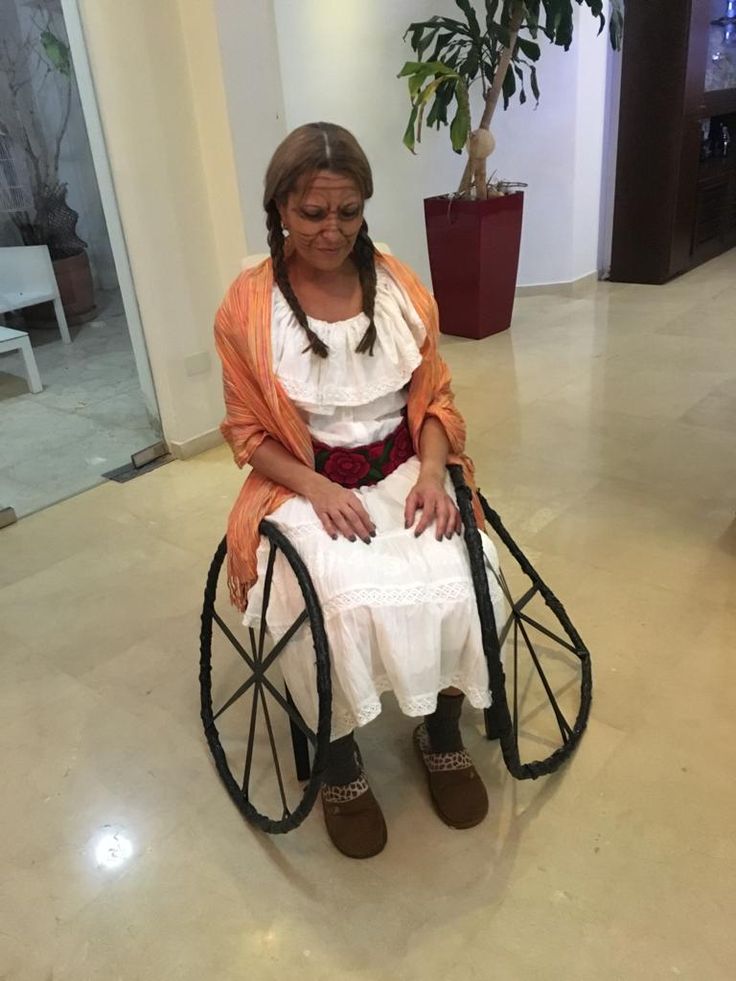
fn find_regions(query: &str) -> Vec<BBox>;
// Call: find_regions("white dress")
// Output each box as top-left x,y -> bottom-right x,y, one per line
244,266 -> 505,739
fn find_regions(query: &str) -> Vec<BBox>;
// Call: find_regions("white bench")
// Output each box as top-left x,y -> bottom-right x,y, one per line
0,325 -> 43,394
0,245 -> 71,344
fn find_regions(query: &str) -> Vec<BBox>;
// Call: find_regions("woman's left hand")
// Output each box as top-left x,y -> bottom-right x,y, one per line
405,472 -> 461,540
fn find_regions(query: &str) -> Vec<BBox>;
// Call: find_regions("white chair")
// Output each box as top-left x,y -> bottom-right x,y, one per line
0,325 -> 43,393
241,241 -> 393,270
0,245 -> 71,344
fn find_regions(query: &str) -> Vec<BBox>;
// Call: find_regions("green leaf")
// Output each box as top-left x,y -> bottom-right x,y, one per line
405,16 -> 472,39
41,30 -> 71,76
430,31 -> 455,61
455,0 -> 482,40
402,103 -> 419,152
529,63 -> 540,101
460,46 -> 480,79
417,25 -> 441,60
398,60 -> 460,77
501,64 -> 516,110
514,65 -> 527,105
426,79 -> 454,128
416,75 -> 458,109
608,0 -> 624,49
516,37 -> 540,61
525,0 -> 541,37
449,99 -> 471,152
484,0 -> 500,37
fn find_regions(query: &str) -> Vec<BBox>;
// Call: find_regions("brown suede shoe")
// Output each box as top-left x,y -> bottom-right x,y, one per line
413,723 -> 489,829
321,772 -> 388,859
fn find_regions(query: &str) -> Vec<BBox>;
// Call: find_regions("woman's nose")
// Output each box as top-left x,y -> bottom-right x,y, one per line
320,222 -> 343,244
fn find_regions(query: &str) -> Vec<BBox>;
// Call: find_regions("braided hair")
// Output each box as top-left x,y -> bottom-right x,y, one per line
263,122 -> 378,359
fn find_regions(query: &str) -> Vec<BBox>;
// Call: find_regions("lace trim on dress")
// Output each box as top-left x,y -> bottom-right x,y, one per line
321,580 -> 474,620
329,679 -> 492,738
244,579 -> 477,630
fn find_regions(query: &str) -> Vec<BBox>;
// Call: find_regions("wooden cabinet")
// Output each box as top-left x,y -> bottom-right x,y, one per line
610,1 -> 736,284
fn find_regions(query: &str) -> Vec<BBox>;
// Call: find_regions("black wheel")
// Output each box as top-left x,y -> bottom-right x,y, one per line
199,522 -> 332,833
449,465 -> 592,780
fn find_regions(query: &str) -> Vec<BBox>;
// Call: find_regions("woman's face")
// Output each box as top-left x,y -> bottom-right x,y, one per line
279,170 -> 364,273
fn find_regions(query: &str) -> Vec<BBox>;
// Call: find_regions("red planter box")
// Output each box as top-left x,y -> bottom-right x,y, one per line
424,191 -> 524,339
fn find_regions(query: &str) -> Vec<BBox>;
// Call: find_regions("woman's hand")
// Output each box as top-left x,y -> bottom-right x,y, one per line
306,475 -> 376,544
405,471 -> 461,540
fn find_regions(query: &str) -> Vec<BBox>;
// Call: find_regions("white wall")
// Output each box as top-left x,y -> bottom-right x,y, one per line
76,0 -> 246,452
250,0 -> 614,288
214,0 -> 287,253
572,6 -> 609,282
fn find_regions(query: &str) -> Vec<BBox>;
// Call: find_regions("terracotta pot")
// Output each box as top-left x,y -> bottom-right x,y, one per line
22,249 -> 97,328
424,192 -> 524,339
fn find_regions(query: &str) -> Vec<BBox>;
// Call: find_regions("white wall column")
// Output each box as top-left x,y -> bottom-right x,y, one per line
72,0 -> 246,454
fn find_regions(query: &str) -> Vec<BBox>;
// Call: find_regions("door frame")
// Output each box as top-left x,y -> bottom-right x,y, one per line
60,0 -> 161,430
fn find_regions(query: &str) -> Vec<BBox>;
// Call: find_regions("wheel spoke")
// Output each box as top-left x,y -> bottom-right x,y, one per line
242,684 -> 260,794
518,612 -> 579,656
516,618 -> 573,743
213,673 -> 257,723
512,618 -> 519,742
510,582 -> 540,617
212,611 -> 257,673
257,543 -> 278,663
261,675 -> 318,747
258,687 -> 290,818
495,565 -> 516,607
260,609 -> 309,675
498,609 -> 515,647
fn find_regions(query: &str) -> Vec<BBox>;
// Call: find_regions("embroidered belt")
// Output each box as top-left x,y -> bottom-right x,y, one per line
312,412 -> 414,489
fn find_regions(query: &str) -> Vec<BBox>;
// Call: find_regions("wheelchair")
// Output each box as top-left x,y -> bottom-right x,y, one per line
199,465 -> 592,834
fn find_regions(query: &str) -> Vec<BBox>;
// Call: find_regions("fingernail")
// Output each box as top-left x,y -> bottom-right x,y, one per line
370,529 -> 377,537
331,534 -> 338,541
363,538 -> 371,545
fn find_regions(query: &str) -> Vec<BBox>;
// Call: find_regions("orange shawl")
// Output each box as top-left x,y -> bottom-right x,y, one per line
214,252 -> 484,611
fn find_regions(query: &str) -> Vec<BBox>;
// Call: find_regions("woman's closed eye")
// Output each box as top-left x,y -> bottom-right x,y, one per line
300,207 -> 362,222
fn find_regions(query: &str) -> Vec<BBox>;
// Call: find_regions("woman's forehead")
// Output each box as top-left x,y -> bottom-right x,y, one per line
294,170 -> 361,200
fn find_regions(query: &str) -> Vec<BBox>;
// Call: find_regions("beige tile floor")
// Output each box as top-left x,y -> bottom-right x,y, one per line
1,251 -> 735,980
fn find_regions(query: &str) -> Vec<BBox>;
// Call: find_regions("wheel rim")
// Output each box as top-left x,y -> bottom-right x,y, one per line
199,524 -> 332,833
449,465 -> 592,780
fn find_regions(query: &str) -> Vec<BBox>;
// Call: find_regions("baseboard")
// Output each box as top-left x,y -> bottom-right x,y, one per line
515,270 -> 600,297
168,428 -> 224,460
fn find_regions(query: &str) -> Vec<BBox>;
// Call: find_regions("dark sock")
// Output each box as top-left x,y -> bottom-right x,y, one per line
325,732 -> 361,786
425,692 -> 465,753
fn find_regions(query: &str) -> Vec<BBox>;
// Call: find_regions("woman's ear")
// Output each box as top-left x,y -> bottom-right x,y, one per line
277,201 -> 288,229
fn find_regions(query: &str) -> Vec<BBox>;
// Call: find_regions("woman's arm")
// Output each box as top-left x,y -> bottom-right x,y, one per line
417,416 -> 451,480
250,439 -> 376,545
404,417 -> 461,540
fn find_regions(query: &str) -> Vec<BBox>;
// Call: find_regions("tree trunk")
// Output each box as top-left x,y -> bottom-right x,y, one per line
479,2 -> 525,132
457,1 -> 525,198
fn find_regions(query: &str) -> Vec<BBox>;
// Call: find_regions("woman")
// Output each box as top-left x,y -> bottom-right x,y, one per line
215,122 -> 504,859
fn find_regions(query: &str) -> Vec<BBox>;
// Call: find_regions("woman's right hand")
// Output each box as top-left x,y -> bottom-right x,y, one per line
306,476 -> 376,544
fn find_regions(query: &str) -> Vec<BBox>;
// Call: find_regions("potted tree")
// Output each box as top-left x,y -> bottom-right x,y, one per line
399,0 -> 623,339
0,4 -> 96,326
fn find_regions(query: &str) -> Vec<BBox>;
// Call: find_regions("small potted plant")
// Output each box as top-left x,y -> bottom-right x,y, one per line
0,6 -> 96,326
399,0 -> 623,339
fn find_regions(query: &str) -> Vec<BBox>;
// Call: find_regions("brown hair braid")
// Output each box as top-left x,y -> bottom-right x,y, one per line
352,220 -> 378,356
263,122 -> 378,358
266,200 -> 328,358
